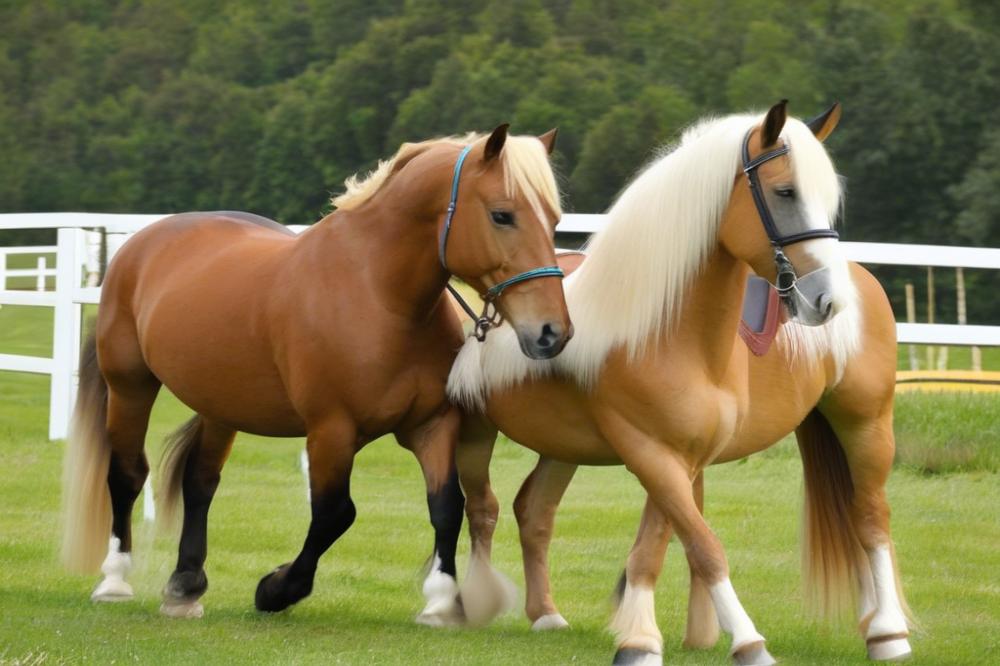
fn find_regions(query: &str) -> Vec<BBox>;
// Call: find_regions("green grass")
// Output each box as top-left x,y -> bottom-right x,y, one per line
894,393 -> 1000,473
2,296 -> 999,664
1,377 -> 999,664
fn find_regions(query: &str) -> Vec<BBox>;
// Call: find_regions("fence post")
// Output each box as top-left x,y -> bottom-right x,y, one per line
925,267 -> 936,369
36,256 -> 46,291
956,267 -> 982,371
904,283 -> 919,370
49,229 -> 82,440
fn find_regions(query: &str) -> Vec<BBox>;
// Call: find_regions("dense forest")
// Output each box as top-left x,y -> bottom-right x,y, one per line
1,0 -> 998,319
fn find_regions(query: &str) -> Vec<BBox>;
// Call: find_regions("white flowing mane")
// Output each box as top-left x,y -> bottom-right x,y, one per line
448,112 -> 852,410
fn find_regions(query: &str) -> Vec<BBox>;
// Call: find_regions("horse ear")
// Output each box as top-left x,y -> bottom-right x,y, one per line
805,102 -> 841,142
538,127 -> 558,155
484,123 -> 510,162
761,99 -> 788,147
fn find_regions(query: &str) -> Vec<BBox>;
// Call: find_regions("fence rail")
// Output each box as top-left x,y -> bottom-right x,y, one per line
1,212 -> 998,440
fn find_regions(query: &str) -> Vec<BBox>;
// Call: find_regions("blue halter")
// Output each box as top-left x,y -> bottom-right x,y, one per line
440,144 -> 565,341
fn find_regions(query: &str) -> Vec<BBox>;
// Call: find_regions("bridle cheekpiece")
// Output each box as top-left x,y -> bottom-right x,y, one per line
741,129 -> 839,311
440,144 -> 564,341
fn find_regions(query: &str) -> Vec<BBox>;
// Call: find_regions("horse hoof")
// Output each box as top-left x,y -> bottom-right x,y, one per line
458,556 -> 517,627
415,606 -> 464,628
255,563 -> 309,613
867,636 -> 912,661
612,647 -> 662,666
532,613 -> 570,631
91,577 -> 133,602
732,640 -> 777,666
416,569 -> 464,627
160,600 -> 204,618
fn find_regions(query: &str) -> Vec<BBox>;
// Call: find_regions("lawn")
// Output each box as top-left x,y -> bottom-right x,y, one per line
1,304 -> 999,664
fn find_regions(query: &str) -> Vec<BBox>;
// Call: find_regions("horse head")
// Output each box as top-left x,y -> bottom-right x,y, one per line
720,101 -> 852,326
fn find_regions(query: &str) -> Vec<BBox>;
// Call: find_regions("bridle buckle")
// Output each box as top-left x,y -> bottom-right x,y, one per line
473,297 -> 504,341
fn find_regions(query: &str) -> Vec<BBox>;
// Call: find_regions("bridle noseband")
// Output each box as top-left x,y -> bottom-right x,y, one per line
741,129 -> 838,310
440,144 -> 565,341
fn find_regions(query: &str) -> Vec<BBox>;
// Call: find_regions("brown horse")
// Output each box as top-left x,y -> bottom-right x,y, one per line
61,125 -> 572,624
448,104 -> 912,664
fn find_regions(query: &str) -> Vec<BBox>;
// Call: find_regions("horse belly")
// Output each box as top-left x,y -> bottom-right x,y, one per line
487,379 -> 618,465
715,350 -> 825,463
141,293 -> 305,435
152,348 -> 303,436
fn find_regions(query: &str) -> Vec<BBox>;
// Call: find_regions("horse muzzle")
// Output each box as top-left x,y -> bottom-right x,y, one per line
781,266 -> 841,326
516,321 -> 574,360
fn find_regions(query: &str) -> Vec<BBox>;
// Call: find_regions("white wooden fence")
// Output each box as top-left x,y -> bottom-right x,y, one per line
0,246 -> 57,291
2,212 -> 999,442
560,215 -> 1000,346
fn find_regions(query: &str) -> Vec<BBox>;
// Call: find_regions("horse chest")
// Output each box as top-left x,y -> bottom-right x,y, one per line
355,368 -> 449,437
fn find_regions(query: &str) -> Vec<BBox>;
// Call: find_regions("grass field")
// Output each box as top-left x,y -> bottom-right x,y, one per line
2,304 -> 999,664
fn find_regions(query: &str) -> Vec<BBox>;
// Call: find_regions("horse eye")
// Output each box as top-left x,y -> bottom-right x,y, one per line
775,188 -> 795,199
490,210 -> 516,226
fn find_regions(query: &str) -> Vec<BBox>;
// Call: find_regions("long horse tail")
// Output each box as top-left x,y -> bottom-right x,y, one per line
158,415 -> 202,530
61,333 -> 112,573
796,408 -> 867,620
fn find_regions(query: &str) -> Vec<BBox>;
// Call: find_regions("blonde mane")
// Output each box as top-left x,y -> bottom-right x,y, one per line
332,133 -> 561,221
448,112 -> 852,410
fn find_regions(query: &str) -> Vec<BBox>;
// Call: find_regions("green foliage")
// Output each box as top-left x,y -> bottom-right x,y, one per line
1,0 -> 998,317
951,127 -> 1000,246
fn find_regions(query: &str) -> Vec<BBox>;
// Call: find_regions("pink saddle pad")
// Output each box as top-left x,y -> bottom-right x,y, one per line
738,276 -> 780,356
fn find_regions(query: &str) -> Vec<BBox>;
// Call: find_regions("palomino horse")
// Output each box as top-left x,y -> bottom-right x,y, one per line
447,103 -> 912,664
61,125 -> 572,624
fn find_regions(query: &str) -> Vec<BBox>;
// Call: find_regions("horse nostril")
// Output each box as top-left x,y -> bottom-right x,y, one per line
537,323 -> 559,348
817,293 -> 833,318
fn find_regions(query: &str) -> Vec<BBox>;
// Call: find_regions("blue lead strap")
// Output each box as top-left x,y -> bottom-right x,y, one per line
439,144 -> 474,269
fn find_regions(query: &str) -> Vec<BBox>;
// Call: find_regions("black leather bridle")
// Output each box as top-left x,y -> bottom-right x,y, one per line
741,129 -> 839,308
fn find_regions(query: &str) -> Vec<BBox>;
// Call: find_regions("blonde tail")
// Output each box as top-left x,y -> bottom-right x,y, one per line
796,409 -> 867,620
60,334 -> 112,573
157,416 -> 202,531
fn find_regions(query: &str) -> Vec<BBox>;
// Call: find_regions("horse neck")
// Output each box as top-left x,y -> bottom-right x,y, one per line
306,204 -> 448,322
673,247 -> 750,378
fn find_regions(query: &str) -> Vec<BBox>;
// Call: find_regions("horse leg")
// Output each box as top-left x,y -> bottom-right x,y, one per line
91,377 -> 160,602
819,409 -> 912,661
255,419 -> 357,612
614,436 -> 774,666
454,412 -> 517,626
159,417 -> 236,618
608,495 -> 672,666
397,409 -> 466,627
512,456 -> 576,630
684,472 -> 721,649
613,474 -> 719,653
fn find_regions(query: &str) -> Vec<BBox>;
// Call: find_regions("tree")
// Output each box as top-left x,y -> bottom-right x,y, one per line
570,85 -> 695,212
